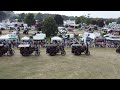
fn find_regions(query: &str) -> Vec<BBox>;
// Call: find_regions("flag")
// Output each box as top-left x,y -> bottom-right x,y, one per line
104,21 -> 106,25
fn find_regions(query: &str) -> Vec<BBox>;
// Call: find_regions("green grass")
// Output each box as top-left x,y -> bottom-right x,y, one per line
0,48 -> 120,79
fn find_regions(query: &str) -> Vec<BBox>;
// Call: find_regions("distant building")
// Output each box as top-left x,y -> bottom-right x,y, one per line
103,22 -> 120,35
2,19 -> 10,23
64,20 -> 79,28
2,19 -> 25,26
64,20 -> 75,26
104,22 -> 120,30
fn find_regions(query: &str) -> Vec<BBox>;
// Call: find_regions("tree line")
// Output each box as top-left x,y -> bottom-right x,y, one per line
0,11 -> 17,21
15,13 -> 120,27
75,16 -> 117,27
1,11 -> 120,37
1,11 -> 120,27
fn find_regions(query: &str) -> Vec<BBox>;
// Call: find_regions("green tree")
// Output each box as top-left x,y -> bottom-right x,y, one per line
91,19 -> 97,25
9,15 -> 19,21
0,11 -> 7,21
103,19 -> 113,25
97,19 -> 105,27
117,17 -> 120,24
42,17 -> 58,37
19,13 -> 26,21
18,19 -> 22,22
75,17 -> 81,24
75,16 -> 87,24
35,13 -> 43,21
86,18 -> 92,25
24,13 -> 35,26
36,21 -> 43,31
54,15 -> 63,26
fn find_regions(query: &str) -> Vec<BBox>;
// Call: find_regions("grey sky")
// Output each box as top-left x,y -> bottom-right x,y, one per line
14,11 -> 120,18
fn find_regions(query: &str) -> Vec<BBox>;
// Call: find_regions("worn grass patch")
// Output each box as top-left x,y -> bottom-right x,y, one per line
0,48 -> 120,79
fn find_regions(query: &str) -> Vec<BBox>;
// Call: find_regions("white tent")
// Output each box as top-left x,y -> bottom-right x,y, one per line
18,44 -> 30,48
94,32 -> 101,37
66,34 -> 74,38
106,37 -> 120,41
0,34 -> 17,40
36,33 -> 46,38
79,34 -> 82,37
51,36 -> 62,42
58,27 -> 65,30
83,32 -> 98,45
21,36 -> 30,40
8,34 -> 18,40
88,33 -> 96,39
83,32 -> 100,40
106,36 -> 120,41
104,34 -> 113,38
33,35 -> 44,40
33,33 -> 46,40
0,35 -> 9,40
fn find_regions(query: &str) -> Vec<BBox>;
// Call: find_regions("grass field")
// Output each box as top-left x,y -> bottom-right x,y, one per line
0,47 -> 120,79
0,30 -> 120,79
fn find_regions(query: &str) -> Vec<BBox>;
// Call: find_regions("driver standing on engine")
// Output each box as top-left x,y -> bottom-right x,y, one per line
34,41 -> 38,51
8,40 -> 12,49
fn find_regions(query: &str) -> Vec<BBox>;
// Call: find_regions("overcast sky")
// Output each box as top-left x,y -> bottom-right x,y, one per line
14,11 -> 120,18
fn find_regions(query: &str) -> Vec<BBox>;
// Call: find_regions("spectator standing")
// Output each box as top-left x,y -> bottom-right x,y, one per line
0,29 -> 2,35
